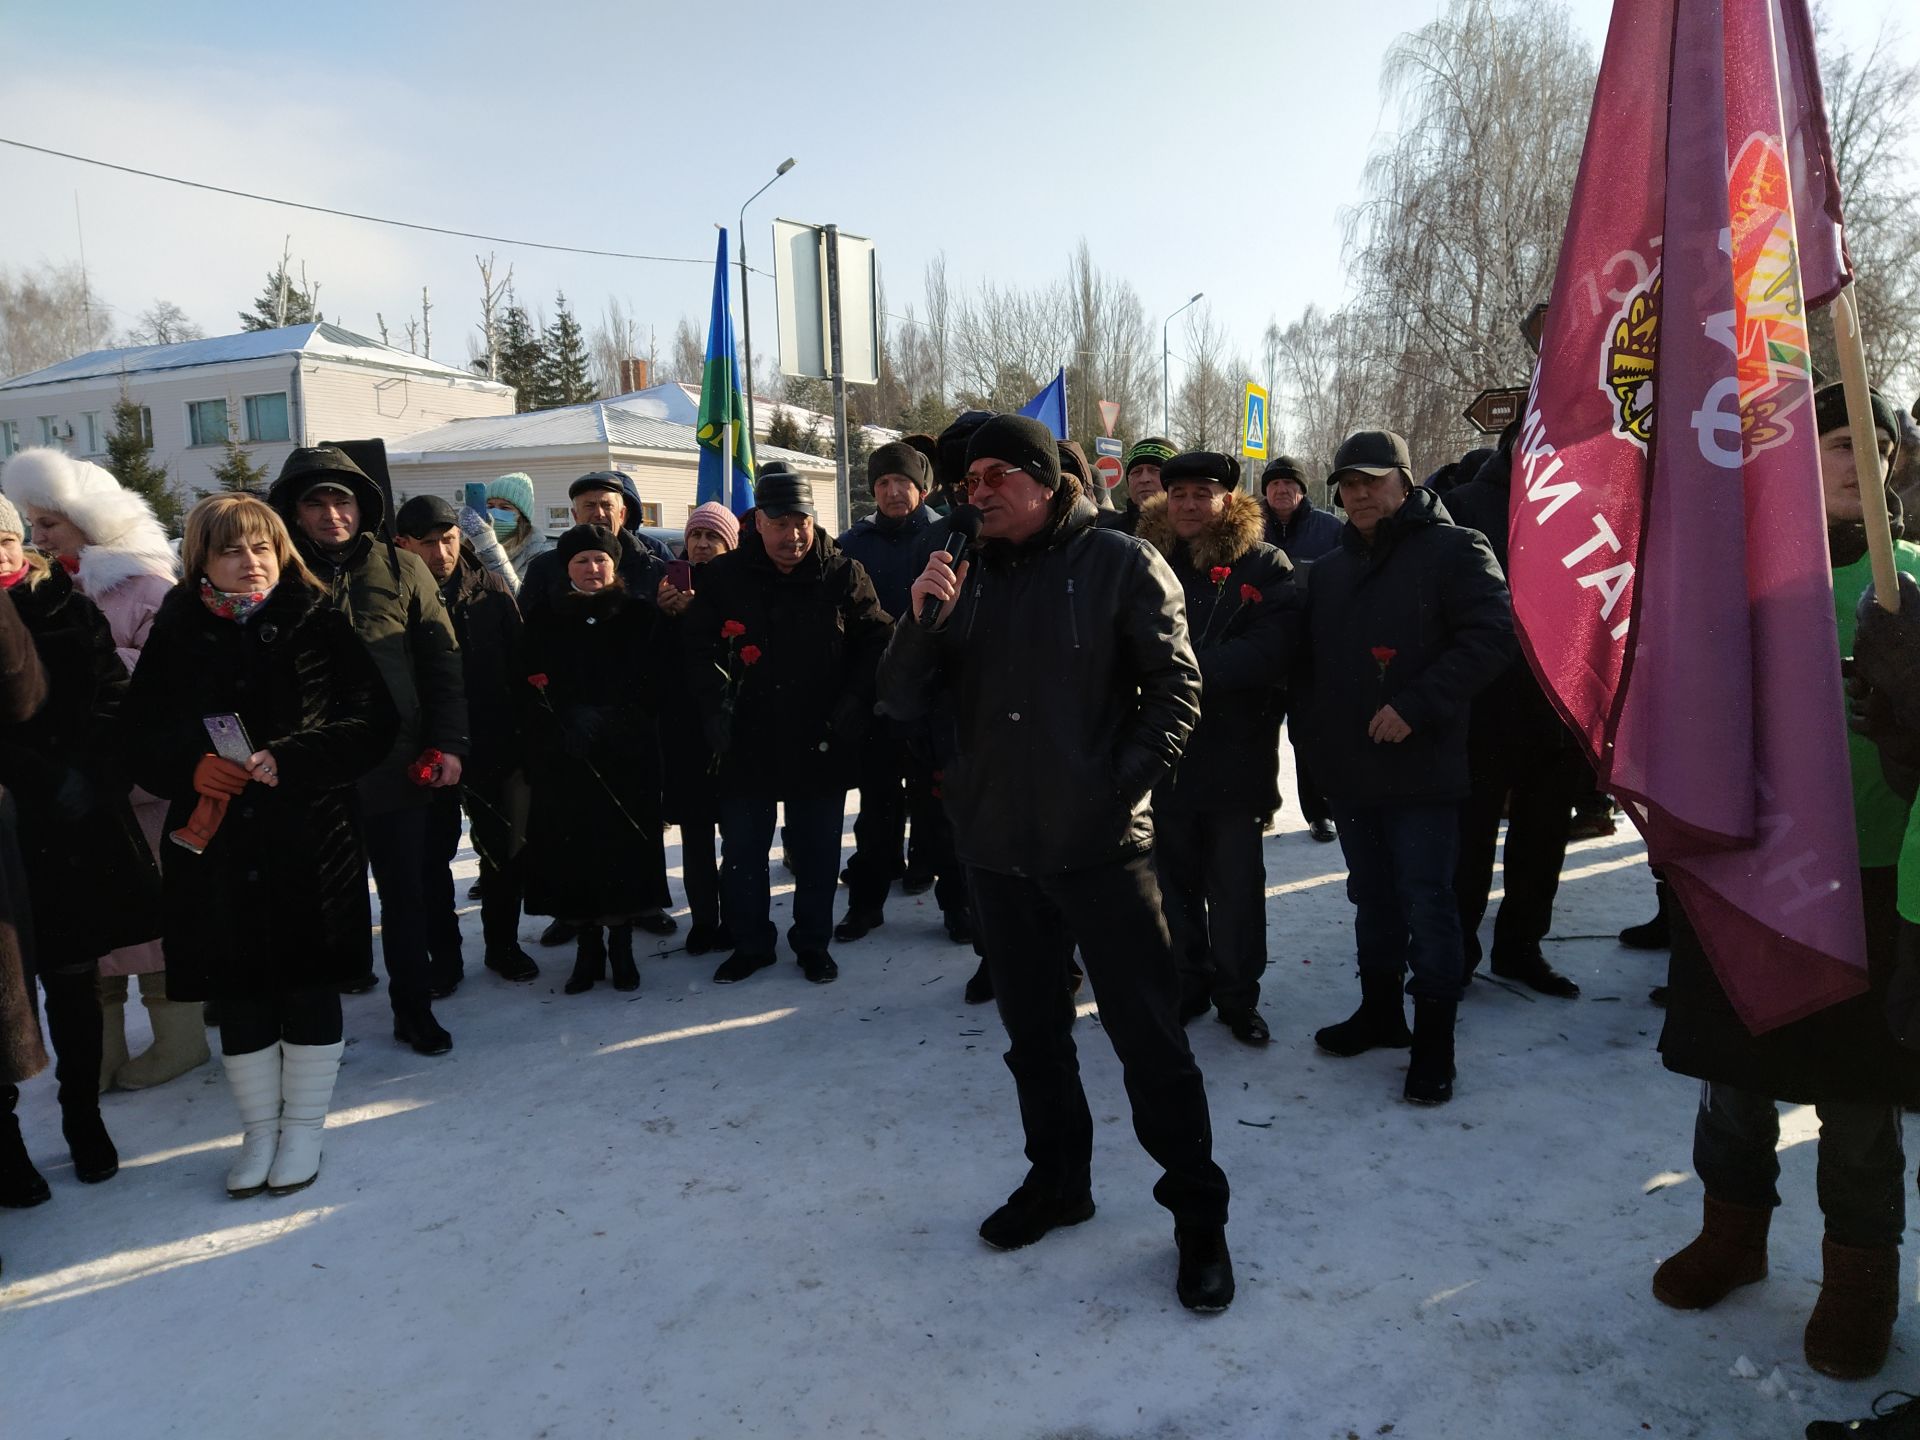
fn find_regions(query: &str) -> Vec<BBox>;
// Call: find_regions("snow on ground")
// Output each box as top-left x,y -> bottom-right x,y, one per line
2,759 -> 1914,1440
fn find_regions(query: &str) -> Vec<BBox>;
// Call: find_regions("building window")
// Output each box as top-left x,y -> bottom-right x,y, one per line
81,411 -> 105,455
0,421 -> 17,457
640,502 -> 662,527
187,399 -> 229,448
129,405 -> 154,446
244,392 -> 290,443
38,416 -> 60,445
545,505 -> 571,534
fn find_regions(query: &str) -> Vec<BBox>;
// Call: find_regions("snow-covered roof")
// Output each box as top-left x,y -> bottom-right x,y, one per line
625,383 -> 902,447
386,392 -> 832,467
0,323 -> 510,392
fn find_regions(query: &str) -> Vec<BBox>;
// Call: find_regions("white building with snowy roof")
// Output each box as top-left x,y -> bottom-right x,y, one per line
0,323 -> 515,502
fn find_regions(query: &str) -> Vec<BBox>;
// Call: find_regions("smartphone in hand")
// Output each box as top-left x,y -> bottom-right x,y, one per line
203,713 -> 255,764
464,481 -> 489,514
665,560 -> 695,593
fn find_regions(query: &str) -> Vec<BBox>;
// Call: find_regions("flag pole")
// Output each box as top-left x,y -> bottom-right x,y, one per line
1833,284 -> 1899,613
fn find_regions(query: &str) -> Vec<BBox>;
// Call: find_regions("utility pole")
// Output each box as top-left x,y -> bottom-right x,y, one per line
825,224 -> 851,531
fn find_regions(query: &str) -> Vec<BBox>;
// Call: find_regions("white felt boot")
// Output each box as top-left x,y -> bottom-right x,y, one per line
266,1041 -> 344,1196
222,1043 -> 282,1198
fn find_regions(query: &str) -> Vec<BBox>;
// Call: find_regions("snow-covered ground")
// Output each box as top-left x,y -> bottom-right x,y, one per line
3,761 -> 1913,1439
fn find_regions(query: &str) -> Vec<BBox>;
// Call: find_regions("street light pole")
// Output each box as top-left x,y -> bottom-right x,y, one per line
738,157 -> 796,448
1162,291 -> 1204,437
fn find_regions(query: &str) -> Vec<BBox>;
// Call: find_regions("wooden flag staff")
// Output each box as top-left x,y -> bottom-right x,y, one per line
1833,283 -> 1899,613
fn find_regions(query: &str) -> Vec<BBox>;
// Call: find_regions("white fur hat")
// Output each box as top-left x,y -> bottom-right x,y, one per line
1,446 -> 176,590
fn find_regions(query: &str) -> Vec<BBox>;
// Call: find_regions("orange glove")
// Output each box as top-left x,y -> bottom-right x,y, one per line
193,755 -> 251,800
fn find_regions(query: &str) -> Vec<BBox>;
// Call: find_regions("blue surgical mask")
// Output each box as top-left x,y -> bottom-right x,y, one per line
492,513 -> 519,540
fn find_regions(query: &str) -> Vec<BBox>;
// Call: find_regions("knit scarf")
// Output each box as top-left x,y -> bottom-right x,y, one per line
0,563 -> 27,590
199,577 -> 274,623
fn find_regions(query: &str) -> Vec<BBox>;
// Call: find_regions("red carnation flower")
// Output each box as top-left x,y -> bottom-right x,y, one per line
527,673 -> 550,690
721,620 -> 747,639
1240,583 -> 1263,604
739,644 -> 763,666
1209,566 -> 1232,585
1370,645 -> 1397,678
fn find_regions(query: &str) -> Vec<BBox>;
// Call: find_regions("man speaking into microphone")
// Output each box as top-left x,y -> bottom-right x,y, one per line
877,413 -> 1235,1313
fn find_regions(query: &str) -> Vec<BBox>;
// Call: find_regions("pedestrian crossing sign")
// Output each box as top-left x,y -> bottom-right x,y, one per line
1241,384 -> 1269,460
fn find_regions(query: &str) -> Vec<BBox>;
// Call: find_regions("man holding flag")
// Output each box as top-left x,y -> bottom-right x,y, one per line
1514,0 -> 1913,1381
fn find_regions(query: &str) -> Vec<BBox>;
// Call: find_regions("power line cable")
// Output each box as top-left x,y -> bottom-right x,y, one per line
0,136 -> 747,269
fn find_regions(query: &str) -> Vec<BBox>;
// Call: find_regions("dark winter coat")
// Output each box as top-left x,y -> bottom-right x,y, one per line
1099,500 -> 1145,537
687,527 -> 893,799
878,489 -> 1201,878
0,564 -> 160,976
267,466 -> 470,817
518,528 -> 668,626
658,565 -> 721,823
1442,449 -> 1581,755
124,582 -> 398,1002
439,545 -> 523,787
517,585 -> 670,923
837,504 -> 942,624
1660,868 -> 1918,1105
1294,486 -> 1514,809
1261,496 -> 1344,567
0,595 -> 47,1085
1137,492 -> 1300,815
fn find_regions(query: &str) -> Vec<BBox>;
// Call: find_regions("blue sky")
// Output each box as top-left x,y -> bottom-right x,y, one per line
1,0 -> 1911,406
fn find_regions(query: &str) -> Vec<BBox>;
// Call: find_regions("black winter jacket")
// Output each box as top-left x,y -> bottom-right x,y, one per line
837,505 -> 941,624
878,491 -> 1201,877
517,585 -> 670,922
439,546 -> 524,786
1137,493 -> 1300,814
1294,487 -> 1514,808
0,564 -> 159,975
125,582 -> 398,1001
688,528 -> 893,798
1441,450 -> 1579,754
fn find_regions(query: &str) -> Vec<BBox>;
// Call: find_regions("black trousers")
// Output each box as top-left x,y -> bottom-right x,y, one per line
424,792 -> 466,978
678,809 -> 721,931
1153,807 -> 1269,1014
363,805 -> 435,1012
1454,730 -> 1581,971
34,969 -> 101,1115
967,852 -> 1230,1226
846,728 -> 967,919
219,986 -> 344,1057
1284,710 -> 1330,827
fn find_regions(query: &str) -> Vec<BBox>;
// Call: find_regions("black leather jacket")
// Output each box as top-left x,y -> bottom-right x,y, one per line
877,493 -> 1200,877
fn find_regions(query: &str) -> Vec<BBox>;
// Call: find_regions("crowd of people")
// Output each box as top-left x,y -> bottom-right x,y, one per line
1,386 -> 1918,1417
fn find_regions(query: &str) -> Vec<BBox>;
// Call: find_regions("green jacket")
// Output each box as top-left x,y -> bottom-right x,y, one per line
302,535 -> 469,816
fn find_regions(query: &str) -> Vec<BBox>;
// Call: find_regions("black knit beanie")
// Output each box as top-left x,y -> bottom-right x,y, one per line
1815,382 -> 1900,454
1260,454 -> 1308,491
867,441 -> 931,495
966,414 -> 1063,491
557,523 -> 621,564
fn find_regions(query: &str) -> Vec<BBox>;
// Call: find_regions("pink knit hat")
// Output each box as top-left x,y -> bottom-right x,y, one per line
684,501 -> 739,552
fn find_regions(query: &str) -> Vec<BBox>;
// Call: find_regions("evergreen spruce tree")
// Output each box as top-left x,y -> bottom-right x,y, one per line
105,394 -> 181,532
208,423 -> 269,495
535,293 -> 597,409
493,300 -> 545,413
239,262 -> 323,332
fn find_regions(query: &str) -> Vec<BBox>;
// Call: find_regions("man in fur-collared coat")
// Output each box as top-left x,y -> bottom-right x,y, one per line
1136,453 -> 1300,1045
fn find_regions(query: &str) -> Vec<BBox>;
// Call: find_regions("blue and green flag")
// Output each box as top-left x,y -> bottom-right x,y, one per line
696,228 -> 755,513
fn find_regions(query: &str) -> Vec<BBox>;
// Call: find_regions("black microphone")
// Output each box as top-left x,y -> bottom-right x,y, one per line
919,505 -> 983,630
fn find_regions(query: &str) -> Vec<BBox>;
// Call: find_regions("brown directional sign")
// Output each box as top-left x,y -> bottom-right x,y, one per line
1463,386 -> 1529,435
